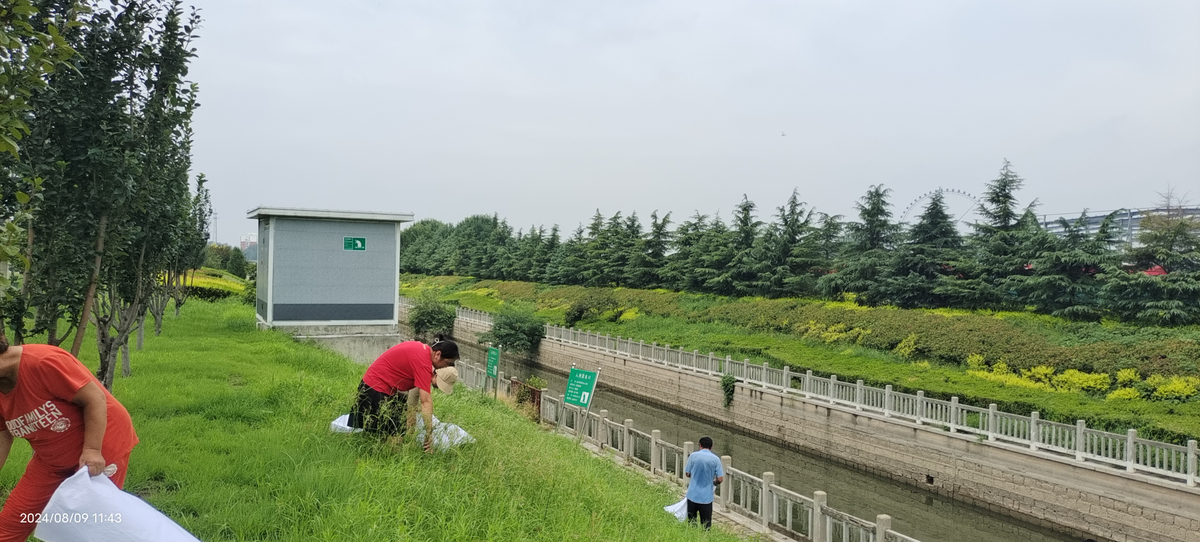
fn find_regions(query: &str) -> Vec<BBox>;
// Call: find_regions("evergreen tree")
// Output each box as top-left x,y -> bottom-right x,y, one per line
818,185 -> 898,304
1007,212 -> 1117,320
660,212 -> 708,292
716,196 -> 764,296
875,192 -> 962,308
624,211 -> 670,289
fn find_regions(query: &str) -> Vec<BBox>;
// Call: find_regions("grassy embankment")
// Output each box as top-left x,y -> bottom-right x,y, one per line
399,274 -> 1200,445
1,300 -> 734,541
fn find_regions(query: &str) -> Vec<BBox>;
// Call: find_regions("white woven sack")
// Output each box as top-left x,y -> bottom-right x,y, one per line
33,468 -> 201,542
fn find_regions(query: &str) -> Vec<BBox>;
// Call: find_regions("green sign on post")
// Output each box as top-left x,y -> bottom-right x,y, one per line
343,237 -> 366,251
565,368 -> 598,408
486,347 -> 500,378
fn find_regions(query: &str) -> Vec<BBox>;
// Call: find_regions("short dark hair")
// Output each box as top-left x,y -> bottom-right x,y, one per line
431,337 -> 459,361
699,436 -> 713,449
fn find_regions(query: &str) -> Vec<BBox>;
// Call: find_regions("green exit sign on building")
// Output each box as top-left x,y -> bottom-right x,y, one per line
343,237 -> 366,251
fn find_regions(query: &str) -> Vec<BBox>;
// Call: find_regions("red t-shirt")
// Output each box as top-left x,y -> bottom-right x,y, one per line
362,341 -> 433,395
0,345 -> 139,470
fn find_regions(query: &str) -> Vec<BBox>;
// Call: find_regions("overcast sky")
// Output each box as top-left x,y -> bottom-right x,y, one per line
188,0 -> 1200,245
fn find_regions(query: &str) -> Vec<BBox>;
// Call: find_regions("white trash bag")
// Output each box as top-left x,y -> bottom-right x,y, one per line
414,414 -> 475,452
34,468 -> 201,542
330,413 -> 363,433
664,498 -> 687,521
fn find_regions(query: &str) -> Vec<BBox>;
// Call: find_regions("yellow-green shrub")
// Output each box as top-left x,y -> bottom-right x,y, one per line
1151,377 -> 1200,401
1116,368 -> 1141,387
1022,366 -> 1056,385
967,370 -> 1053,391
1052,369 -> 1112,393
991,361 -> 1010,376
1106,388 -> 1143,401
893,333 -> 919,359
966,353 -> 987,371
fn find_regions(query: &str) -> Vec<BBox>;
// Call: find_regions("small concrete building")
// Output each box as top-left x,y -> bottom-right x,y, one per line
247,207 -> 414,329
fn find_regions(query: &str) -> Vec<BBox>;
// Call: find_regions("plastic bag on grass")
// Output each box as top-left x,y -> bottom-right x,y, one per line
414,414 -> 475,452
330,413 -> 363,433
34,468 -> 201,542
664,498 -> 687,521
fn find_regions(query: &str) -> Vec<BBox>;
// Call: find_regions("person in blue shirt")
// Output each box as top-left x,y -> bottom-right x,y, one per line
684,436 -> 725,529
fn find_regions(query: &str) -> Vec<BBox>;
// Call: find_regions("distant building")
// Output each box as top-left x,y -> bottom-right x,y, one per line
239,233 -> 257,250
1039,206 -> 1200,246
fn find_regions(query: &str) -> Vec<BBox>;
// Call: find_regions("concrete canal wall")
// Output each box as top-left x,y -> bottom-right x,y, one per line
444,316 -> 1200,542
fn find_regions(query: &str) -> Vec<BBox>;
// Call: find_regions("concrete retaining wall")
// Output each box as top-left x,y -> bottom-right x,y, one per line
446,319 -> 1200,542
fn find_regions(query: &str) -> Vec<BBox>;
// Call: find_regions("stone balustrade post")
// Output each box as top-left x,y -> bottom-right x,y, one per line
782,366 -> 791,389
538,388 -> 548,425
829,374 -> 838,404
884,385 -> 893,417
598,410 -> 609,448
812,491 -> 827,542
988,404 -> 998,441
875,514 -> 892,540
720,456 -> 732,510
557,394 -> 566,433
761,472 -> 775,529
623,419 -> 633,463
803,370 -> 813,396
915,391 -> 925,425
1029,411 -> 1040,451
683,441 -> 694,484
949,397 -> 959,433
651,430 -> 662,475
1075,420 -> 1086,461
1126,429 -> 1138,473
855,380 -> 864,410
1188,440 -> 1197,488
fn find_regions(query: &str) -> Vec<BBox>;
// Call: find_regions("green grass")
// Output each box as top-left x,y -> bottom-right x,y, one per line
399,274 -> 1200,444
1,300 -> 736,541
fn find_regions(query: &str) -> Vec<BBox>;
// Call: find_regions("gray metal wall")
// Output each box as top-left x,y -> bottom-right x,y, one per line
256,219 -> 270,319
269,218 -> 396,322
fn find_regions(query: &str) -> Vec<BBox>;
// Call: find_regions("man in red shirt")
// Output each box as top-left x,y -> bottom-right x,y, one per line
0,341 -> 139,542
349,338 -> 458,451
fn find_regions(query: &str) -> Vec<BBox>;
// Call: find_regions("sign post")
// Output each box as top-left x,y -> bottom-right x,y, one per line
486,346 -> 500,400
565,367 -> 601,444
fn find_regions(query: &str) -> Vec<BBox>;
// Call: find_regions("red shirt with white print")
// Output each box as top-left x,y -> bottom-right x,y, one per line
0,345 -> 138,469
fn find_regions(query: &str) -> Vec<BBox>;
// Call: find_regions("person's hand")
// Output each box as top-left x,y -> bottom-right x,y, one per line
423,439 -> 434,453
79,447 -> 105,476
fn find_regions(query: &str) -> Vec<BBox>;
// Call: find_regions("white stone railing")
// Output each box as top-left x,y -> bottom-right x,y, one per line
541,324 -> 1199,487
433,300 -> 1200,488
455,357 -> 914,542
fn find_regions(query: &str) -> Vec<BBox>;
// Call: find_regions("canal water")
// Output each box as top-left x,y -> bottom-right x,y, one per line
483,351 -> 1079,542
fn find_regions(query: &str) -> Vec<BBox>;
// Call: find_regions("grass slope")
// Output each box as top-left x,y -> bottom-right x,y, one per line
1,301 -> 732,542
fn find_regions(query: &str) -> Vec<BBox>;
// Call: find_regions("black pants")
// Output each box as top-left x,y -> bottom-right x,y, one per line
686,499 -> 713,529
348,381 -> 408,435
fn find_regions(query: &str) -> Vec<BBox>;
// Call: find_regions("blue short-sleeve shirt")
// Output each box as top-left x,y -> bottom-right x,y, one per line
685,449 -> 725,504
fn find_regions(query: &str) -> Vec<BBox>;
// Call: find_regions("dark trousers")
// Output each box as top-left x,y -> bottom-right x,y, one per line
348,381 -> 408,435
686,499 -> 713,529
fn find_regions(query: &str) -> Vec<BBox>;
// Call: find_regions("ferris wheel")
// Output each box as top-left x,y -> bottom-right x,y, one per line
899,188 -> 985,226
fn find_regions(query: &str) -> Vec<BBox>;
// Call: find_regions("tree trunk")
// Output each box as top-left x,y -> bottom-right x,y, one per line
136,312 -> 145,350
71,212 -> 108,357
121,342 -> 131,377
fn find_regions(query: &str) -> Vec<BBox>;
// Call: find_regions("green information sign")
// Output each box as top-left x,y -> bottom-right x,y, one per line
486,347 -> 500,378
343,237 -> 366,251
564,368 -> 598,407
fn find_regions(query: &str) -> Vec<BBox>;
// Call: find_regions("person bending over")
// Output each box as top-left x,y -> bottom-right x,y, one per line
684,436 -> 725,530
348,338 -> 458,452
0,341 -> 139,542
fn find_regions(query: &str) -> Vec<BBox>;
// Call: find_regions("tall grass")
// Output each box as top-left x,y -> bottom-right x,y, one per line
1,301 -> 735,541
